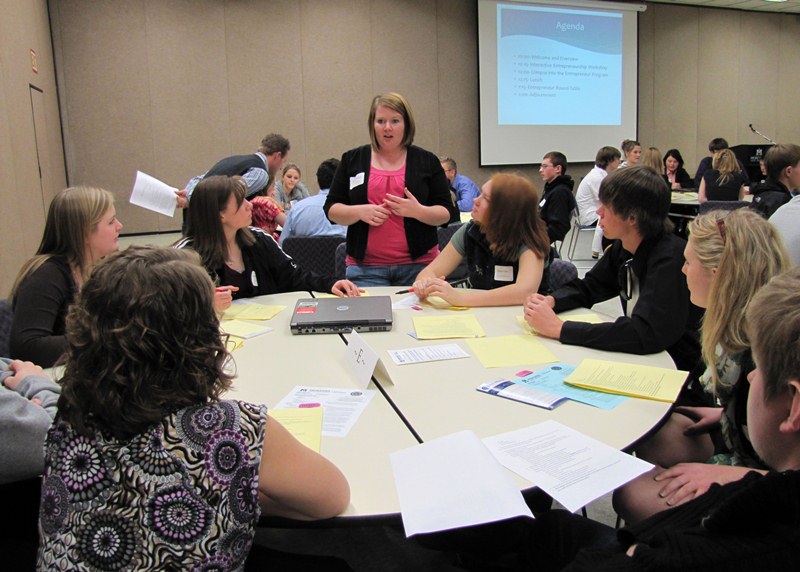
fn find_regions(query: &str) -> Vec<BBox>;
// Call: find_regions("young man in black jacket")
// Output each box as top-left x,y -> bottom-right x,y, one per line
538,151 -> 576,244
524,165 -> 702,371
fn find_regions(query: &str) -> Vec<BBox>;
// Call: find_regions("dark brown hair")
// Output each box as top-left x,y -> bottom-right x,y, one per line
599,165 -> 672,239
185,175 -> 255,270
57,246 -> 233,440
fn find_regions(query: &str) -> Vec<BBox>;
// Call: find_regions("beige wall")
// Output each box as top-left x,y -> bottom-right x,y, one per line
47,0 -> 546,240
1,0 -> 67,294
638,3 -> 800,168
4,0 -> 800,291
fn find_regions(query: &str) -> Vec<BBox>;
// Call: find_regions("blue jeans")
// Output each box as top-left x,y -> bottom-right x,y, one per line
346,263 -> 427,287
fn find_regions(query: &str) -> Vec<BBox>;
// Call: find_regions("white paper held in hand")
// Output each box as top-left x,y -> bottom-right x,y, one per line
130,171 -> 178,217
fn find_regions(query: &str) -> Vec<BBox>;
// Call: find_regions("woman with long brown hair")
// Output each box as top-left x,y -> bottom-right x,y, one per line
412,173 -> 551,307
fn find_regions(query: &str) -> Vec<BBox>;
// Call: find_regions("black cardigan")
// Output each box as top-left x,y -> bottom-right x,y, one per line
323,144 -> 452,261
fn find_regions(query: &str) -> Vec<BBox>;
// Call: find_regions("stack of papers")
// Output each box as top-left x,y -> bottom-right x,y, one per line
477,379 -> 566,410
514,364 -> 627,410
220,320 -> 273,339
565,359 -> 688,403
484,420 -> 653,513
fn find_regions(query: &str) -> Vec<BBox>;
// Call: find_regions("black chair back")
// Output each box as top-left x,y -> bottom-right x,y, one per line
281,236 -> 346,278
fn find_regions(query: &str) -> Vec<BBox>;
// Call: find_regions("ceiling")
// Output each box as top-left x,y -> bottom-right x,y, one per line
637,0 -> 800,14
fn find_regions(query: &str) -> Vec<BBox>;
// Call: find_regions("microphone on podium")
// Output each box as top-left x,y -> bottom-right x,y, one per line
749,123 -> 776,144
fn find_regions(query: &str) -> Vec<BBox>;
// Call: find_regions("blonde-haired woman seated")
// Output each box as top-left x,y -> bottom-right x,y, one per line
10,186 -> 122,367
412,173 -> 552,307
613,208 -> 790,523
698,148 -> 747,203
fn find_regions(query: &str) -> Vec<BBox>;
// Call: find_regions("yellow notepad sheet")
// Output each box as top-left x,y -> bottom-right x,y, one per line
269,407 -> 323,452
421,296 -> 470,311
220,320 -> 273,339
516,313 -> 602,334
222,303 -> 285,321
671,191 -> 698,203
413,314 -> 486,339
466,335 -> 558,368
564,359 -> 688,403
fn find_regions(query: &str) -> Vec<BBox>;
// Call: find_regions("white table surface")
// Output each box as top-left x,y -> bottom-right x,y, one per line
223,291 -> 419,518
356,288 -> 674,462
227,288 -> 676,515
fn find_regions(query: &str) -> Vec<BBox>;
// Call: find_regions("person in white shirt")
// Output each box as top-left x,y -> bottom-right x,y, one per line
575,146 -> 621,258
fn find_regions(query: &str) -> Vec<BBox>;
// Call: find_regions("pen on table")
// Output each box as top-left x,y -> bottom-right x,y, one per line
396,278 -> 468,295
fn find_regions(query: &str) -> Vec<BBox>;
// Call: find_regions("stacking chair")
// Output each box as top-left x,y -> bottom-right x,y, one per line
548,258 -> 578,292
565,207 -> 597,261
281,236 -> 346,278
437,223 -> 469,282
334,242 -> 347,280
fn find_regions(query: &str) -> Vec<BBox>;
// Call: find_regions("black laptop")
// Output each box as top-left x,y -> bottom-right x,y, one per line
289,296 -> 393,334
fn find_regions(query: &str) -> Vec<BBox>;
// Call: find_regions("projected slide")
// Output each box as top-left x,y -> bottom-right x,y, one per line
498,5 -> 622,126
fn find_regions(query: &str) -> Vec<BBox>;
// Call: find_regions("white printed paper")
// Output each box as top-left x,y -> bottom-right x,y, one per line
345,330 -> 380,389
391,430 -> 533,537
387,343 -> 470,365
129,171 -> 178,217
274,386 -> 375,437
483,420 -> 653,513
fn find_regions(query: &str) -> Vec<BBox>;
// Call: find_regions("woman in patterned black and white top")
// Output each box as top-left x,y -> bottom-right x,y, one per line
37,246 -> 349,571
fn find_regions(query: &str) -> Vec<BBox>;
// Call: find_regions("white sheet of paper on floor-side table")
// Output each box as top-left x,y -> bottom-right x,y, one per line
387,343 -> 470,365
129,171 -> 178,217
483,420 -> 653,513
390,430 -> 533,537
274,385 -> 375,437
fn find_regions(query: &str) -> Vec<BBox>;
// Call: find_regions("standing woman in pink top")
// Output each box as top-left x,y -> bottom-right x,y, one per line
324,93 -> 452,286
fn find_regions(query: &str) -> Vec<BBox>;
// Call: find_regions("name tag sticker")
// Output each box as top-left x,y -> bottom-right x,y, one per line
350,172 -> 365,189
539,198 -> 546,208
494,266 -> 514,282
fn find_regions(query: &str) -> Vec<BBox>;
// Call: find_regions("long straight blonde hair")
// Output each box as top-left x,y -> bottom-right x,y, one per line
10,186 -> 114,303
689,209 -> 790,389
